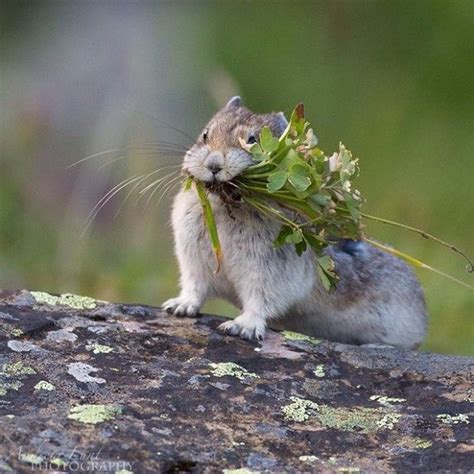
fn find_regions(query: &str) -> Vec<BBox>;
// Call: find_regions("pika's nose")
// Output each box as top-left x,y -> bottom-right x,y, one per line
205,151 -> 224,175
208,162 -> 222,175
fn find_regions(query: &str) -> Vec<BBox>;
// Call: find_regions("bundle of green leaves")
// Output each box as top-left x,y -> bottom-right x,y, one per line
188,104 -> 364,291
187,104 -> 472,292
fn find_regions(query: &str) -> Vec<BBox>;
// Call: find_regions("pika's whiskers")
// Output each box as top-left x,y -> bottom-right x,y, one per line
81,175 -> 145,237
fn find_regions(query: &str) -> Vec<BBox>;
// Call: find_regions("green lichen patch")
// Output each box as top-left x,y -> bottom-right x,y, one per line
209,362 -> 259,381
30,291 -> 97,310
313,364 -> 325,378
1,361 -> 36,376
282,331 -> 321,345
0,380 -> 23,396
34,380 -> 55,391
86,342 -> 114,354
20,453 -> 44,465
312,405 -> 402,433
68,404 -> 122,424
282,396 -> 319,422
437,413 -> 469,425
10,328 -> 24,337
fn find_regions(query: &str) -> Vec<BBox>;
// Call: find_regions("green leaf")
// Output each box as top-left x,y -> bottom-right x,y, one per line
318,255 -> 338,291
183,176 -> 193,191
318,265 -> 333,292
274,225 -> 293,248
267,171 -> 288,192
278,148 -> 299,170
252,152 -> 267,162
295,239 -> 307,256
195,181 -> 222,273
285,228 -> 303,244
260,127 -> 279,153
249,142 -> 263,154
288,163 -> 312,192
344,193 -> 362,222
289,104 -> 306,135
303,232 -> 325,254
309,193 -> 332,207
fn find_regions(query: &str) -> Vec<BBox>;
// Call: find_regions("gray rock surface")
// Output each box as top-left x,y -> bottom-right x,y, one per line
0,289 -> 472,473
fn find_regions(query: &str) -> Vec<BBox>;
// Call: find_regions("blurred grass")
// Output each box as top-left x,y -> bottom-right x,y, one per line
0,0 -> 472,355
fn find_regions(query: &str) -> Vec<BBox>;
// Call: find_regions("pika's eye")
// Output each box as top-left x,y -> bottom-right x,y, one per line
202,130 -> 209,143
247,134 -> 257,144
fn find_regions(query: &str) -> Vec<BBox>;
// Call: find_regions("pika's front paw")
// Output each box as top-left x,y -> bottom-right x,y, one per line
162,297 -> 200,318
218,314 -> 266,341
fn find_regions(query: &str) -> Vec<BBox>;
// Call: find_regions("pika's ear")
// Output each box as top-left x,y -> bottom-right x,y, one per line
274,111 -> 289,134
225,96 -> 242,109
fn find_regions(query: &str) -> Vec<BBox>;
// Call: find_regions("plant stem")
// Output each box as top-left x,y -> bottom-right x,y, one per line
337,208 -> 473,273
365,238 -> 474,290
244,196 -> 300,229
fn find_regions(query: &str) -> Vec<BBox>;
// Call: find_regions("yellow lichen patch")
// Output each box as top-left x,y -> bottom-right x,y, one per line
282,396 -> 319,422
1,361 -> 36,376
30,291 -> 97,310
34,380 -> 55,391
10,328 -> 24,337
209,362 -> 259,381
282,331 -> 321,345
86,343 -> 114,354
68,404 -> 122,424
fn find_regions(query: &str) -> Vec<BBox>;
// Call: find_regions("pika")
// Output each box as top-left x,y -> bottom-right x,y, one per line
163,96 -> 427,349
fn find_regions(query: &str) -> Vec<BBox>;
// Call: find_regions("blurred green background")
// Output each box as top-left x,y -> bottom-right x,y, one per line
0,1 -> 472,355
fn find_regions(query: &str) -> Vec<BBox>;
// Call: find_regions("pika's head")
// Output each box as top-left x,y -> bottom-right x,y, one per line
183,96 -> 288,184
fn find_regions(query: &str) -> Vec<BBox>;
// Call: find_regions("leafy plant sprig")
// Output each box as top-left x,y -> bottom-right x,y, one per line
188,104 -> 473,291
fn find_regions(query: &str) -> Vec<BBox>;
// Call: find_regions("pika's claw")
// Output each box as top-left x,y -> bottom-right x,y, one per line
218,315 -> 266,341
162,298 -> 200,318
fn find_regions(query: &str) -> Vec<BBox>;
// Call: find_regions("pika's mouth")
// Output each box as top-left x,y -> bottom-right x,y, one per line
205,181 -> 243,207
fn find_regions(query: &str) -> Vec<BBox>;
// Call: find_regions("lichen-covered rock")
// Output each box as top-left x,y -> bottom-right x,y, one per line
0,289 -> 472,473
